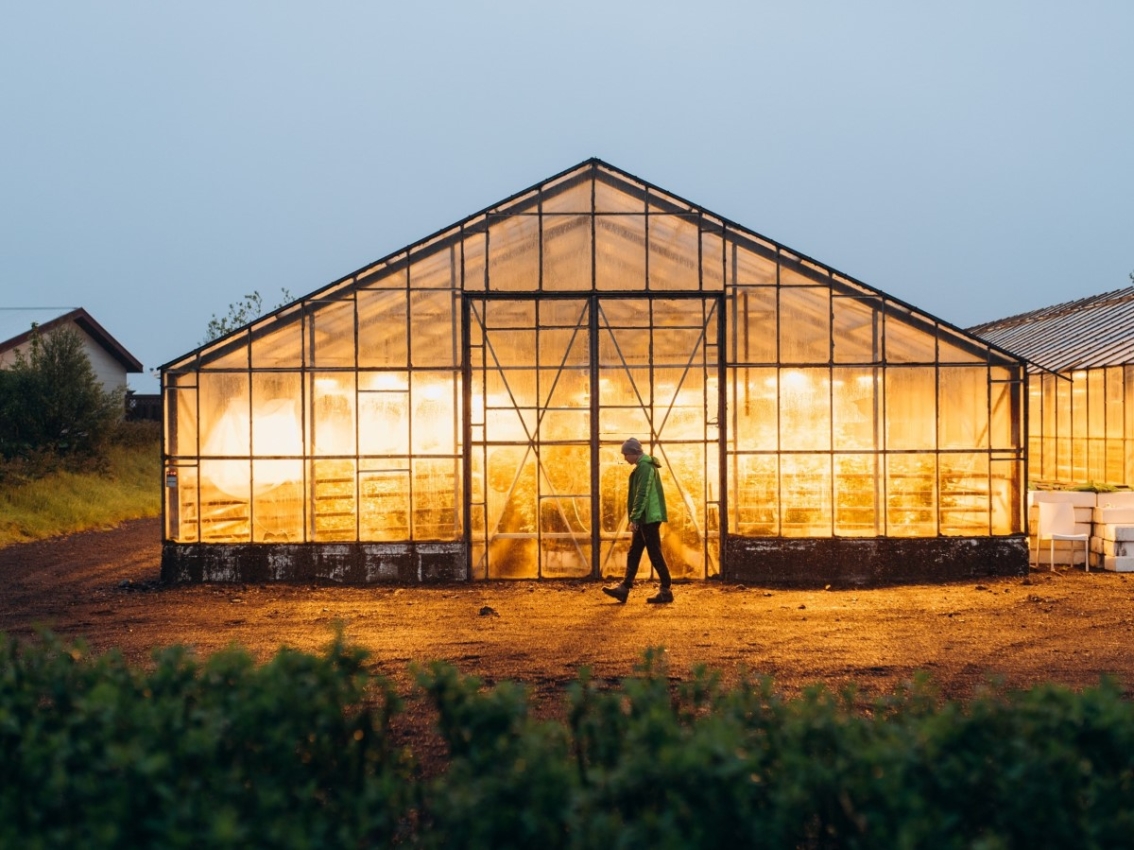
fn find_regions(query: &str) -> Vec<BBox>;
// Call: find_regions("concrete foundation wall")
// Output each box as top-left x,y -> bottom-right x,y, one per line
162,542 -> 467,584
723,536 -> 1029,587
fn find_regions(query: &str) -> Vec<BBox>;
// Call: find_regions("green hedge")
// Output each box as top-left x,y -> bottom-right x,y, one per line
3,636 -> 1133,849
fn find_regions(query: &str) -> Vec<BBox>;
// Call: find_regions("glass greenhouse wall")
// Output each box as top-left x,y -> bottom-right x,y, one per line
162,160 -> 1029,586
1027,367 -> 1134,489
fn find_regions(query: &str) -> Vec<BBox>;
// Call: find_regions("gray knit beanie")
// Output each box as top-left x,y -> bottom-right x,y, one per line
621,437 -> 643,455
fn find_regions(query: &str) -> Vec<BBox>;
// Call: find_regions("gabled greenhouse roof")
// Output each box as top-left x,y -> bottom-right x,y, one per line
164,157 -> 1023,372
970,286 -> 1134,372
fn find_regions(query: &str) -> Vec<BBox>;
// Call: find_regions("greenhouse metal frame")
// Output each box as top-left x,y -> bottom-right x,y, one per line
162,159 -> 1029,586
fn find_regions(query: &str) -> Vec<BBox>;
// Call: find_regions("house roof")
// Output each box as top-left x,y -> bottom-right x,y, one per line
969,286 -> 1134,373
0,307 -> 144,372
164,157 -> 1026,373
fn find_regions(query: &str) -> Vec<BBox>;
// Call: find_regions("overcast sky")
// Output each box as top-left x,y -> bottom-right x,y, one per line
2,2 -> 1131,393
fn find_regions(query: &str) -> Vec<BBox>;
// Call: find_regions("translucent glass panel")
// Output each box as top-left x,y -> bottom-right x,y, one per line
886,454 -> 936,536
885,368 -> 935,449
488,214 -> 539,291
310,299 -> 356,367
358,290 -> 407,368
780,288 -> 830,363
647,209 -> 699,291
252,463 -> 303,542
543,214 -> 592,291
200,373 -> 250,458
1026,366 -> 1132,489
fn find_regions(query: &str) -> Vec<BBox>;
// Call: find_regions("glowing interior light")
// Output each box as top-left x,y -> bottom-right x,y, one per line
255,398 -> 302,456
781,370 -> 809,390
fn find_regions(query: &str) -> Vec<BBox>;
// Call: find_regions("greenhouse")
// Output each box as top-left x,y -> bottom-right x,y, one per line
972,286 -> 1134,490
161,159 -> 1028,586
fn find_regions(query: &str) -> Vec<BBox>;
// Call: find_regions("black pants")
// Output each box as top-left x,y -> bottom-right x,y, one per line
623,522 -> 671,589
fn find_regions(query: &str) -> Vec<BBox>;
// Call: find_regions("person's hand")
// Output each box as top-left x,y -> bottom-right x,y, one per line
629,521 -> 639,532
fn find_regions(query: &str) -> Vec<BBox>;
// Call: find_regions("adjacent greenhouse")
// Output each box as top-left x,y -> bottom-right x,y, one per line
162,159 -> 1028,586
972,286 -> 1134,490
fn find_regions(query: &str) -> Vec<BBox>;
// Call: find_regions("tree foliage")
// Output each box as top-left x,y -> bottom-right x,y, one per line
202,288 -> 293,344
0,325 -> 122,464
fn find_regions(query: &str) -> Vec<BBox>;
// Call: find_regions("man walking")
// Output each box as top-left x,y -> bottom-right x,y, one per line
602,438 -> 673,604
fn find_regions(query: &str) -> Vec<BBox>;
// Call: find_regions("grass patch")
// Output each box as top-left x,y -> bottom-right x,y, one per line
0,424 -> 160,547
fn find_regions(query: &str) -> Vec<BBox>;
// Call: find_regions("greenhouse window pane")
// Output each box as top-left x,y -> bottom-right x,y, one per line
199,459 -> 251,542
252,461 -> 303,543
488,214 -> 540,291
542,214 -> 592,291
885,453 -> 936,536
1107,366 -> 1124,439
781,454 -> 832,537
728,241 -> 777,285
702,230 -> 724,291
730,453 -> 778,535
938,366 -> 989,450
989,374 -> 1017,450
413,457 -> 461,540
410,291 -> 457,368
462,230 -> 487,291
884,313 -> 936,363
539,298 -> 588,328
310,373 -> 356,456
310,299 -> 356,368
358,289 -> 407,368
538,330 -> 588,370
168,385 -> 198,459
780,287 -> 830,363
939,452 -> 989,536
166,464 -> 198,543
832,368 -> 878,450
990,457 -> 1021,534
486,330 -> 537,368
199,335 -> 250,370
251,373 -> 303,457
594,176 -> 644,214
832,296 -> 880,364
647,212 -> 699,291
485,299 -> 535,328
541,175 -> 593,213
541,366 -> 589,409
360,468 -> 410,541
410,245 -> 458,289
885,367 -> 935,450
596,215 -> 646,290
937,326 -> 987,364
310,458 -> 355,542
411,372 -> 458,455
734,287 -> 776,363
200,372 -> 250,458
834,454 -> 878,536
359,389 -> 409,456
780,368 -> 830,452
732,367 -> 777,451
251,311 -> 304,368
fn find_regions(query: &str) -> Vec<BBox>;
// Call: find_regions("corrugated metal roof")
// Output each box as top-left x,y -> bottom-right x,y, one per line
969,286 -> 1134,372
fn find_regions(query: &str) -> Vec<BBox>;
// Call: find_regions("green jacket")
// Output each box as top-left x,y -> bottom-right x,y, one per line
627,454 -> 667,525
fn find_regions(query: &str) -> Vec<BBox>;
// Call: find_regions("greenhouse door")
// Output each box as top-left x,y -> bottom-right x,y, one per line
465,294 -> 724,580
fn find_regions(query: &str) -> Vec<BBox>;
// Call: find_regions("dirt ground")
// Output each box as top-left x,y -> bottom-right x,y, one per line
4,518 -> 1134,710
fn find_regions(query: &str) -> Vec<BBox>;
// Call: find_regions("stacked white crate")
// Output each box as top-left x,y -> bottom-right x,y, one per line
1028,490 -> 1095,568
1092,491 -> 1134,572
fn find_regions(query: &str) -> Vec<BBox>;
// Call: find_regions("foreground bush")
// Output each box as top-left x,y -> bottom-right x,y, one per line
0,633 -> 410,849
3,636 -> 1134,848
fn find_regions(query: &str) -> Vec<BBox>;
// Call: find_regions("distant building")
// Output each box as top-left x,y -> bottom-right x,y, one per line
0,307 -> 144,396
972,286 -> 1134,490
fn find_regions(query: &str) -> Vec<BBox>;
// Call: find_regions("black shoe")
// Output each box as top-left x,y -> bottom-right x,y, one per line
646,588 -> 674,604
602,584 -> 629,603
